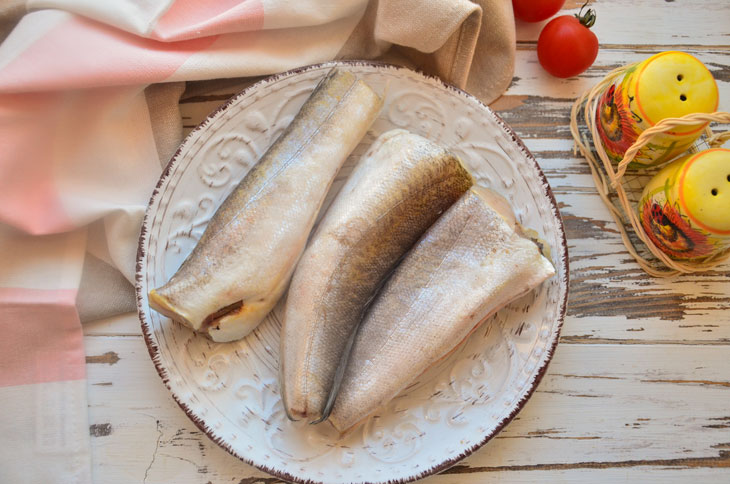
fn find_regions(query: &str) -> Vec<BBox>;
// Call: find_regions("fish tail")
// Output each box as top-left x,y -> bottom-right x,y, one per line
148,288 -> 193,328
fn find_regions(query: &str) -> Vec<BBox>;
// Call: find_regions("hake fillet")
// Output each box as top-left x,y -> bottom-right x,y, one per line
280,130 -> 474,422
328,186 -> 556,433
148,69 -> 383,342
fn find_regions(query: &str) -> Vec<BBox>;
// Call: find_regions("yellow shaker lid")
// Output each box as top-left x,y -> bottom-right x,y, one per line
635,51 -> 719,136
679,149 -> 730,234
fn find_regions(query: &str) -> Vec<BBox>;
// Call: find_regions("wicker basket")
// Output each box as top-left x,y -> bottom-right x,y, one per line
569,63 -> 730,277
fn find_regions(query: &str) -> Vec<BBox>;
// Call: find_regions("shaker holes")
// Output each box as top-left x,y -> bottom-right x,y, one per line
711,188 -> 718,196
680,94 -> 687,101
677,74 -> 684,81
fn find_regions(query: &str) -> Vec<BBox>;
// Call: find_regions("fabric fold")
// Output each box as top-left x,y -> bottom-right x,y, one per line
0,2 -> 516,482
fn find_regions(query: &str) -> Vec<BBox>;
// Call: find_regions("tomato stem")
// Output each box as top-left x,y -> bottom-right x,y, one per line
575,1 -> 597,28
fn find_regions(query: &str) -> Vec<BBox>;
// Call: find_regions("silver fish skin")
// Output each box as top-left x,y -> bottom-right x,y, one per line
280,129 -> 474,423
328,186 -> 556,433
148,69 -> 383,342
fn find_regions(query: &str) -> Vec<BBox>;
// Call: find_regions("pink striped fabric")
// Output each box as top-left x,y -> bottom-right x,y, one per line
0,288 -> 85,387
0,92 -> 73,234
0,1 -> 513,482
0,3 -> 366,482
0,15 -> 220,93
0,225 -> 89,483
153,0 -> 265,41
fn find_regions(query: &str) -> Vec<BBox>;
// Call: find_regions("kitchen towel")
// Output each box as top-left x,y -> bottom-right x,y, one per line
0,1 -> 515,482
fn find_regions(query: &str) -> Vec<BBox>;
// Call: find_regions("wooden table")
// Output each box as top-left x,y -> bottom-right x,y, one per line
84,1 -> 730,482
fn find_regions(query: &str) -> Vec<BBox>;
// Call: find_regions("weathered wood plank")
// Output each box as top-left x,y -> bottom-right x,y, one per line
506,51 -> 730,118
179,49 -> 730,126
514,0 -> 730,46
85,324 -> 730,483
433,465 -> 730,483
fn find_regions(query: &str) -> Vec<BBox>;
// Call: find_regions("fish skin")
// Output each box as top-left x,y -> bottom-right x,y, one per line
148,69 -> 383,342
280,130 -> 474,422
328,186 -> 556,433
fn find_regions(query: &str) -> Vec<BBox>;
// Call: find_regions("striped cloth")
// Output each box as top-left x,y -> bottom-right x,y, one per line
0,1 -> 515,482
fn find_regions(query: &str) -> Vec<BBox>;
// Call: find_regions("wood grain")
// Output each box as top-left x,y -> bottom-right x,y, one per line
515,0 -> 730,45
84,328 -> 730,483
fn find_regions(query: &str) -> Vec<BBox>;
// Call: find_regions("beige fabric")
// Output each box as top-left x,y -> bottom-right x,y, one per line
0,0 -> 25,43
145,81 -> 187,168
465,0 -> 516,104
338,0 -> 514,104
77,252 -> 136,323
180,0 -> 516,103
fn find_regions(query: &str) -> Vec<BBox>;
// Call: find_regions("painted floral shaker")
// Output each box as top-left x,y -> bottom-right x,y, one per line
596,51 -> 719,167
638,148 -> 730,259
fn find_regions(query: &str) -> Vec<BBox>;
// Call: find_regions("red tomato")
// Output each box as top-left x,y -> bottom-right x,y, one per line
537,7 -> 599,78
512,0 -> 566,23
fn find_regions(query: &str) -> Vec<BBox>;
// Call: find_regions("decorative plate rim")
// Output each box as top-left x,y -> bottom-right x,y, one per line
135,60 -> 570,484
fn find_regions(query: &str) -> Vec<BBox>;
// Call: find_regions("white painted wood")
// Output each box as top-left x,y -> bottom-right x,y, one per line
508,48 -> 730,101
428,468 -> 730,484
515,0 -> 730,46
85,319 -> 730,483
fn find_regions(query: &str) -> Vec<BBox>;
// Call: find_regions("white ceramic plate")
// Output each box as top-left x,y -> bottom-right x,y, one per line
136,61 -> 569,484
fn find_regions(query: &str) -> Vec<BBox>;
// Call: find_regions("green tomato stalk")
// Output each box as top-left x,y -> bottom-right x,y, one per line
576,1 -> 597,28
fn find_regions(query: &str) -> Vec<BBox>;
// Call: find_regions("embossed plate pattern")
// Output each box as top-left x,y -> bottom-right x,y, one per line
136,62 -> 569,484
